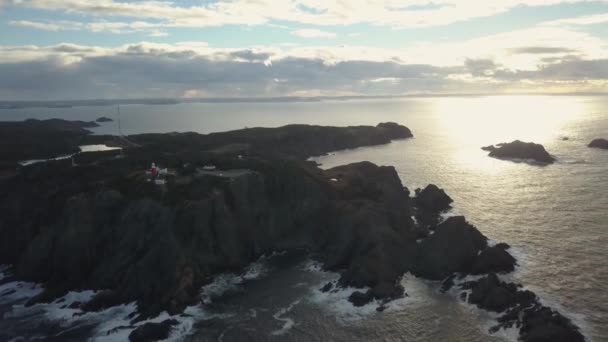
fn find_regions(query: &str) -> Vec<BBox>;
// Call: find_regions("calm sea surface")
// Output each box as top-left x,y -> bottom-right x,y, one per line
1,95 -> 606,342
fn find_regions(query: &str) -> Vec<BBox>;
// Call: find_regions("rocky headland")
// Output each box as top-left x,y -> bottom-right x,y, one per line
0,120 -> 584,341
482,140 -> 555,164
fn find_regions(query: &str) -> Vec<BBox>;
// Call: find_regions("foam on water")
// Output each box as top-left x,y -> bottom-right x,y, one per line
0,281 -> 44,305
0,255 -> 273,341
270,299 -> 301,336
201,255 -> 269,304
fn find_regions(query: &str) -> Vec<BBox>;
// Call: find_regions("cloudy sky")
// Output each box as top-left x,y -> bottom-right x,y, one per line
0,0 -> 607,100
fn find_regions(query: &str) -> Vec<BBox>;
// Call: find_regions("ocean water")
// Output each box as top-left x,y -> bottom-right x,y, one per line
0,95 -> 607,341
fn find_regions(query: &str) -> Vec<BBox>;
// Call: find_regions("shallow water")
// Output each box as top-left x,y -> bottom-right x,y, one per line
0,95 -> 606,341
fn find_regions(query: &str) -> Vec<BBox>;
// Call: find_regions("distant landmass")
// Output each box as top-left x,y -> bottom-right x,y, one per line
1,92 -> 606,109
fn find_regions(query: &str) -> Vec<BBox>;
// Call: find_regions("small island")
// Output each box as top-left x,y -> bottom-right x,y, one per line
588,138 -> 608,149
482,140 -> 555,164
96,116 -> 114,123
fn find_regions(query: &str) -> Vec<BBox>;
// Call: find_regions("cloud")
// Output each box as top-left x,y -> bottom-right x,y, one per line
542,13 -> 608,26
7,0 -> 608,29
0,41 -> 606,100
509,46 -> 577,54
10,19 -> 169,37
291,29 -> 336,38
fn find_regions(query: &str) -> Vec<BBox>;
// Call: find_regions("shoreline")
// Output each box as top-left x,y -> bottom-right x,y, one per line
0,119 -> 588,342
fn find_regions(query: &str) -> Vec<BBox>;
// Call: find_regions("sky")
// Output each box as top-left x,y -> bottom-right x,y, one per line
0,0 -> 607,100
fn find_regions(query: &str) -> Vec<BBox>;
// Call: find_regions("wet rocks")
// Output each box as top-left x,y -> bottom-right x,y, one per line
320,281 -> 334,293
471,245 -> 517,274
461,274 -> 584,342
128,319 -> 179,342
348,291 -> 374,307
82,290 -> 124,312
519,306 -> 586,342
413,216 -> 488,280
414,184 -> 453,212
319,162 -> 415,306
588,138 -> 608,149
482,140 -> 555,164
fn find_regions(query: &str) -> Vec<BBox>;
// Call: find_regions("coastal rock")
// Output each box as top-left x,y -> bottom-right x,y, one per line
413,216 -> 488,280
520,306 -> 586,342
319,162 -> 415,305
461,274 -> 584,342
376,122 -> 413,139
0,120 -> 587,342
483,140 -> 555,164
588,138 -> 608,149
471,245 -> 517,275
414,184 -> 453,212
128,319 -> 178,342
96,117 -> 114,123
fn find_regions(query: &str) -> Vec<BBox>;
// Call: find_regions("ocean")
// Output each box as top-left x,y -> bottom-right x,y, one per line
1,95 -> 607,341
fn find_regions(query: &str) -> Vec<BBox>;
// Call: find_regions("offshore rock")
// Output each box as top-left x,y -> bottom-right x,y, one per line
588,138 -> 608,149
483,140 -> 555,164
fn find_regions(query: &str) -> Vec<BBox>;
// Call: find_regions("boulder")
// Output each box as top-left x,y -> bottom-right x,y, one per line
588,138 -> 608,149
348,290 -> 374,307
483,140 -> 555,164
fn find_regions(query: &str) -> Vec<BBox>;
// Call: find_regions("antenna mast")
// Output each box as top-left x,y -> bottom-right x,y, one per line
117,104 -> 122,136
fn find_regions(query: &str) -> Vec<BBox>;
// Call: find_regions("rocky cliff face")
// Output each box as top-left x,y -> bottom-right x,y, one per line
0,158 -> 333,318
0,121 -> 586,342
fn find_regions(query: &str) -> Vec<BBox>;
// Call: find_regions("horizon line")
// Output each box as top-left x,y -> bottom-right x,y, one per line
1,92 -> 607,109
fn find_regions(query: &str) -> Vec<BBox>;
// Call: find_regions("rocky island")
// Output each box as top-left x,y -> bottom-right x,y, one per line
482,140 -> 556,164
588,138 -> 608,149
96,116 -> 114,123
0,120 -> 584,342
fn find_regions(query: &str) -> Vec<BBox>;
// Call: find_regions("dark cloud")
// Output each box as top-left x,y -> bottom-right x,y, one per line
0,50 -> 606,100
508,46 -> 577,54
492,57 -> 608,81
465,58 -> 498,76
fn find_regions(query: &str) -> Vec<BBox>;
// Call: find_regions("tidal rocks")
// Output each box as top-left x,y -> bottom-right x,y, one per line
483,140 -> 555,164
414,184 -> 453,212
471,245 -> 517,274
461,274 -> 585,342
588,138 -> 608,149
96,117 -> 114,123
128,319 -> 178,342
413,216 -> 488,280
519,306 -> 586,342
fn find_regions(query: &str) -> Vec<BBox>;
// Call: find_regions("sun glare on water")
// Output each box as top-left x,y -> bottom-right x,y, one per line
431,95 -> 586,172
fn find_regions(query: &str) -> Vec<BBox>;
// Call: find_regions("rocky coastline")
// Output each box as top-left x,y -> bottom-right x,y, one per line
0,120 -> 585,341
